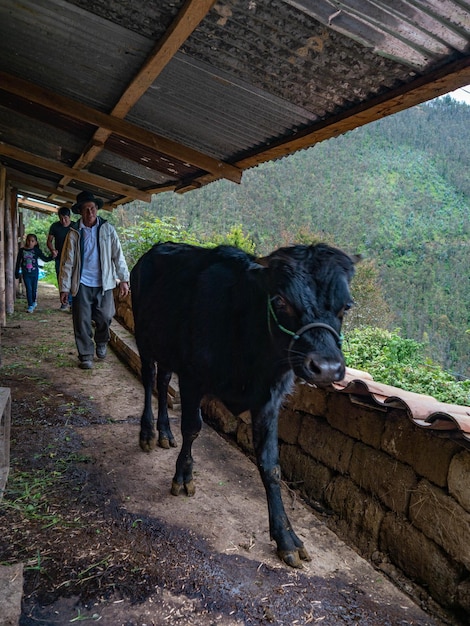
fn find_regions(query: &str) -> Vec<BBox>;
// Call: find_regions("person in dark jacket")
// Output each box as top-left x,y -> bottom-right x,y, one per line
15,233 -> 56,313
47,206 -> 75,310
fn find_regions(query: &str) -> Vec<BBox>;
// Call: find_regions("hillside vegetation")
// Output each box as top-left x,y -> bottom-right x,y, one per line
123,97 -> 469,379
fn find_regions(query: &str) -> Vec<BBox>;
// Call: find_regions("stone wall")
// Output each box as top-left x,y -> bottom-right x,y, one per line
114,290 -> 134,333
202,384 -> 470,619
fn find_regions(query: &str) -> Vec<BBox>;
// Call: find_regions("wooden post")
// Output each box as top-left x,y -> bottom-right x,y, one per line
12,194 -> 18,305
16,211 -> 23,300
4,186 -> 16,314
0,166 -> 6,328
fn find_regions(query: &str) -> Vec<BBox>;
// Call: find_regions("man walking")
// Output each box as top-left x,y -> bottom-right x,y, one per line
59,191 -> 130,369
47,206 -> 74,309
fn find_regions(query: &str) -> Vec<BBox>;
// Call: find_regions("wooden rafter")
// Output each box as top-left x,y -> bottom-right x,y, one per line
17,198 -> 60,214
235,59 -> 470,170
0,72 -> 241,185
5,172 -> 77,203
0,143 -> 152,202
50,0 -> 219,203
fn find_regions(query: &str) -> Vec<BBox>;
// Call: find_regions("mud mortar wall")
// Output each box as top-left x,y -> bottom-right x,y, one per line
201,385 -> 470,618
114,291 -> 470,617
115,290 -> 135,333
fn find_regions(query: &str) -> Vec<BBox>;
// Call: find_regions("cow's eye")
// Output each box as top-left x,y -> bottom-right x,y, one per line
271,295 -> 288,310
338,301 -> 354,319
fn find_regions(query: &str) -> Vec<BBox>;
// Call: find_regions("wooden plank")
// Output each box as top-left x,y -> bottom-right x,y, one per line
17,198 -> 59,213
0,388 -> 11,501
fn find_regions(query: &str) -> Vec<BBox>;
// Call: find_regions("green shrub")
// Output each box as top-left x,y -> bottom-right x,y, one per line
119,216 -> 203,269
209,224 -> 256,254
119,217 -> 256,269
344,327 -> 469,406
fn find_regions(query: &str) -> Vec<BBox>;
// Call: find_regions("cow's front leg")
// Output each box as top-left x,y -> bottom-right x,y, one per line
156,368 -> 177,449
171,379 -> 202,497
139,357 -> 157,452
252,404 -> 311,568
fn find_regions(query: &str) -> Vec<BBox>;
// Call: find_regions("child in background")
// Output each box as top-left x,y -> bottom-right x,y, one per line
15,234 -> 56,313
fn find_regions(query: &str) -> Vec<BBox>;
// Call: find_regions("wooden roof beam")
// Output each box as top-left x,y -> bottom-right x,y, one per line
0,71 -> 241,185
17,197 -> 59,214
5,172 -> 77,203
114,0 -> 218,115
236,58 -> 470,169
49,0 -> 221,198
154,59 -> 470,190
0,143 -> 152,202
111,183 -> 179,207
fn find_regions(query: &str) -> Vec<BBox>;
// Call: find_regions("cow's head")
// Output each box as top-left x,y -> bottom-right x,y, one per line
257,244 -> 359,386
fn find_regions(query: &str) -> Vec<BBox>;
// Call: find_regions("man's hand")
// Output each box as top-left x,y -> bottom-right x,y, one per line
119,281 -> 130,298
60,292 -> 69,305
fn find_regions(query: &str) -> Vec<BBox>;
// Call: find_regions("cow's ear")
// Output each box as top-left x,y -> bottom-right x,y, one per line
350,253 -> 362,264
255,256 -> 269,268
249,261 -> 267,276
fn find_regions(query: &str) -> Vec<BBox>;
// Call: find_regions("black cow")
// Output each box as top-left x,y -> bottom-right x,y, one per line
131,242 -> 357,567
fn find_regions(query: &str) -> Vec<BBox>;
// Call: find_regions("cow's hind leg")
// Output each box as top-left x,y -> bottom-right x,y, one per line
171,378 -> 202,497
156,368 -> 177,449
139,356 -> 157,452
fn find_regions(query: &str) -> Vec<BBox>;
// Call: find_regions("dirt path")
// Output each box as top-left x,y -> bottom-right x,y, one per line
0,283 -> 453,625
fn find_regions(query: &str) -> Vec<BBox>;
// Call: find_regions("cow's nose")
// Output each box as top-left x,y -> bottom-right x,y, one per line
306,355 -> 345,384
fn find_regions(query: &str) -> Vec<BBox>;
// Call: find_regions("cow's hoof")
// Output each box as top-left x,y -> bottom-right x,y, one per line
171,480 -> 183,496
184,479 -> 196,496
158,436 -> 177,449
139,434 -> 157,452
278,547 -> 310,568
171,479 -> 196,496
298,545 -> 311,562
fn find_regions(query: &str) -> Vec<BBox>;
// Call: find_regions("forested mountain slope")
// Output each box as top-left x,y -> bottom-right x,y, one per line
132,97 -> 470,377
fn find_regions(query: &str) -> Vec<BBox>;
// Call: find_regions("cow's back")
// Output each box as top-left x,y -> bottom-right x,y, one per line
131,243 -> 204,362
130,242 -> 259,376
131,242 -> 207,309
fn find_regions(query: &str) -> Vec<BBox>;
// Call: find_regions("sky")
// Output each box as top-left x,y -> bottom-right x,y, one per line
445,85 -> 470,105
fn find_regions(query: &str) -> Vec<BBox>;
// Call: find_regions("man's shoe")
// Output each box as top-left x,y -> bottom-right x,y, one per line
27,306 -> 34,313
60,303 -> 68,311
79,356 -> 94,370
96,343 -> 107,359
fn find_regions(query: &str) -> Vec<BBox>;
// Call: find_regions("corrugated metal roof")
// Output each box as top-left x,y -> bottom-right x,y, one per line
0,0 -> 469,207
127,54 -> 319,160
